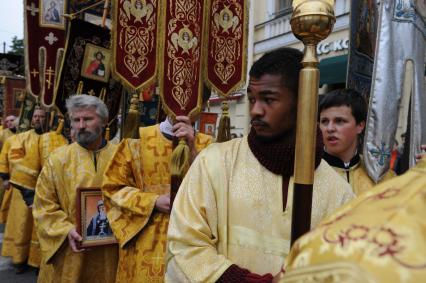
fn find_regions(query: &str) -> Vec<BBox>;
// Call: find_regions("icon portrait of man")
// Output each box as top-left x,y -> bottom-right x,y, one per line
44,1 -> 60,23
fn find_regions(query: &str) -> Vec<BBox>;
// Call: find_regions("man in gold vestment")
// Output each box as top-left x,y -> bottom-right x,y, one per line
33,95 -> 118,283
102,114 -> 212,282
319,89 -> 394,196
0,115 -> 17,223
1,108 -> 46,274
280,156 -> 426,283
165,48 -> 355,282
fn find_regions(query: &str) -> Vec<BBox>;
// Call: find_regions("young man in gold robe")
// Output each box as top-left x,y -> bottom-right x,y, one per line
101,113 -> 212,281
279,152 -> 426,283
33,95 -> 118,283
319,89 -> 394,196
165,47 -> 355,282
1,108 -> 46,274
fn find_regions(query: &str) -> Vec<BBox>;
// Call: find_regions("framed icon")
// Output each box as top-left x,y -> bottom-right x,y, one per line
76,188 -> 117,248
80,44 -> 112,83
199,112 -> 218,136
40,0 -> 66,28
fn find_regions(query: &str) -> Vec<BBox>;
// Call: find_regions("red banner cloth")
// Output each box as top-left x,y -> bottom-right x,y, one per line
24,0 -> 65,107
158,0 -> 206,119
3,77 -> 25,119
204,0 -> 248,97
112,0 -> 160,90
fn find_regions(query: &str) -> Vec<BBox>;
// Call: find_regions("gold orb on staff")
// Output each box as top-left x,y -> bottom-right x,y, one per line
289,0 -> 335,245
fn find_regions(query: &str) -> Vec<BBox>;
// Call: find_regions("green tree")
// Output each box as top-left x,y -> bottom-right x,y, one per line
8,36 -> 24,56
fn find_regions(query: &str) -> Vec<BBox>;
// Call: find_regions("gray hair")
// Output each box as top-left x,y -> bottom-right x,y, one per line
65,94 -> 108,123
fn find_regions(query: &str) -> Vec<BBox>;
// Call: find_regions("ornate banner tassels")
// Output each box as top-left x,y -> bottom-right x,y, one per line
204,0 -> 248,142
158,0 -> 207,206
216,101 -> 231,142
121,92 -> 140,139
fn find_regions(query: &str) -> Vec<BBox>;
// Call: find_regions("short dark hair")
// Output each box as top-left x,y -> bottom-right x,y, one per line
249,47 -> 303,97
319,88 -> 367,124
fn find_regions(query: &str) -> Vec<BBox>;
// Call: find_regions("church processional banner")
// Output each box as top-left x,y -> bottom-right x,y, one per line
54,19 -> 122,136
158,0 -> 206,119
346,0 -> 379,100
204,0 -> 248,97
2,77 -> 25,120
112,0 -> 160,90
363,0 -> 426,182
24,0 -> 66,107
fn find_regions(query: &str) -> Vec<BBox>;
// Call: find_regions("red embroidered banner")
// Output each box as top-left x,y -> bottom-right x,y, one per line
24,0 -> 65,107
158,0 -> 206,119
112,0 -> 160,90
204,0 -> 248,97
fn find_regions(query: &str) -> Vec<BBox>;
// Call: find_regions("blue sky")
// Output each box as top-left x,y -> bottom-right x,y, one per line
0,1 -> 23,53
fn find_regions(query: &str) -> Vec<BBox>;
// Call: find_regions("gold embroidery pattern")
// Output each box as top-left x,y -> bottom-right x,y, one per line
166,0 -> 202,110
320,187 -> 426,269
119,0 -> 156,78
211,1 -> 243,84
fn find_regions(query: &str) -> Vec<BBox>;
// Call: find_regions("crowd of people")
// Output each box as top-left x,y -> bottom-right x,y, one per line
0,47 -> 425,283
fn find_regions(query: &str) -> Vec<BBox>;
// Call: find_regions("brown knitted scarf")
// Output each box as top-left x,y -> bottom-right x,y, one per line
247,127 -> 324,211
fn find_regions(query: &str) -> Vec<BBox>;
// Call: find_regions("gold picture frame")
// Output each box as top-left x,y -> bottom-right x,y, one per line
76,188 -> 117,248
80,43 -> 112,83
39,0 -> 66,29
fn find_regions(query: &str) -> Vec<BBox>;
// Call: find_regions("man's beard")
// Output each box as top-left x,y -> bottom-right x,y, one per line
33,123 -> 44,134
76,127 -> 102,148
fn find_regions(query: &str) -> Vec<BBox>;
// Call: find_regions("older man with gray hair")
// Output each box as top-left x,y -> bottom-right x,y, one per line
33,94 -> 118,283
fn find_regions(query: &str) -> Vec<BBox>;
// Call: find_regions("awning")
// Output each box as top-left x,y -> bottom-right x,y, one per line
319,54 -> 348,85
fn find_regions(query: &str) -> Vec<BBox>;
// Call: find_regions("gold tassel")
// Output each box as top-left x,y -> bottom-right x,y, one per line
216,101 -> 231,142
99,87 -> 107,102
170,139 -> 190,179
55,118 -> 64,134
121,93 -> 140,138
105,126 -> 110,141
49,110 -> 56,130
76,81 -> 84,95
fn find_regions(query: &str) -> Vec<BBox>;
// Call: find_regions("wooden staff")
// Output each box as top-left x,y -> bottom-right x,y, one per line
290,0 -> 335,246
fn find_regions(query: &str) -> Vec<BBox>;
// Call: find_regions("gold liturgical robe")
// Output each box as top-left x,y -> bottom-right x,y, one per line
0,133 -> 36,264
6,130 -> 45,267
0,128 -> 15,150
38,131 -> 68,166
283,159 -> 426,283
0,135 -> 16,223
327,155 -> 394,196
102,125 -> 212,283
0,128 -> 15,215
10,130 -> 42,190
165,137 -> 355,282
28,131 -> 68,268
33,142 -> 118,283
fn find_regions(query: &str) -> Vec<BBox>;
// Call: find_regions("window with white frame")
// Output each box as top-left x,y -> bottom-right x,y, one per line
275,0 -> 292,15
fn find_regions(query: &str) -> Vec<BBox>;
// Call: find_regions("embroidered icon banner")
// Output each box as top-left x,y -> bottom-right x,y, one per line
24,0 -> 66,106
54,19 -> 122,132
158,0 -> 206,119
204,0 -> 248,97
112,0 -> 160,90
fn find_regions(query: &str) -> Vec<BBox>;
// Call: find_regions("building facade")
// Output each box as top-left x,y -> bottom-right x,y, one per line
206,0 -> 351,138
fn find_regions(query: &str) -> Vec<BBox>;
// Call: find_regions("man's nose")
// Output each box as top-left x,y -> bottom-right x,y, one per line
250,101 -> 264,117
326,122 -> 335,132
79,119 -> 86,128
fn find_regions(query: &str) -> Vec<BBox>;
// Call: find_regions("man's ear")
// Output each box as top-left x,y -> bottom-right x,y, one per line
357,121 -> 366,134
